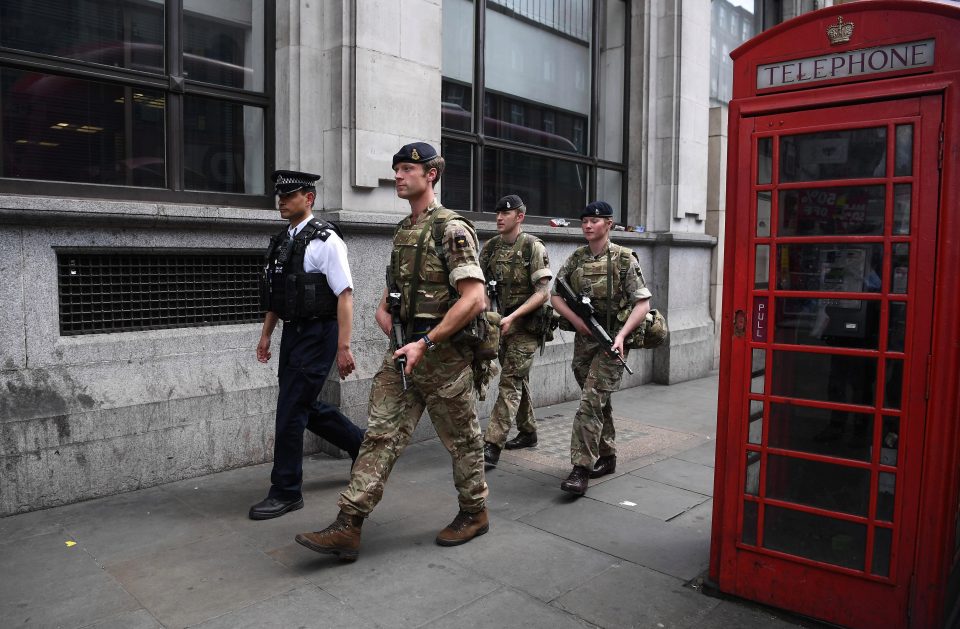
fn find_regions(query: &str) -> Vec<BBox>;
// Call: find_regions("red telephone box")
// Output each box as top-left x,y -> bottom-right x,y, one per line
711,3 -> 960,628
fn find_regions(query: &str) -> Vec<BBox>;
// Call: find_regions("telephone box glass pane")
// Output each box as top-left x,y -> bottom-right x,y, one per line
877,472 -> 896,522
888,302 -> 907,352
767,454 -> 870,516
778,186 -> 885,236
776,244 -> 883,293
755,245 -> 770,289
772,351 -> 876,406
881,416 -> 900,466
757,137 -> 772,184
742,501 -> 758,545
893,184 -> 911,235
750,349 -> 765,394
768,403 -> 872,462
748,400 -> 763,445
891,244 -> 909,294
895,124 -> 913,177
774,298 -> 879,349
757,192 -> 771,237
780,127 -> 886,183
872,527 -> 893,577
745,452 -> 760,496
764,505 -> 866,570
884,359 -> 903,410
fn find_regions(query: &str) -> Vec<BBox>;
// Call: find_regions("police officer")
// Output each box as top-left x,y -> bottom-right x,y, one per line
480,194 -> 553,468
551,201 -> 652,496
248,170 -> 365,520
295,143 -> 490,560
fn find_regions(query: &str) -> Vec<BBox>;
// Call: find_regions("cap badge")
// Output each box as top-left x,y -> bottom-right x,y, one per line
411,148 -> 421,161
826,16 -> 853,46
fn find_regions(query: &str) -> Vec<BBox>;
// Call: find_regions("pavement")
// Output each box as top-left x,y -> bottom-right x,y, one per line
0,372 -> 826,629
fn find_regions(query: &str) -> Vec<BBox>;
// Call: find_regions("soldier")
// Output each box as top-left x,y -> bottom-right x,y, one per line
551,201 -> 652,496
295,142 -> 490,561
249,170 -> 365,520
480,194 -> 553,468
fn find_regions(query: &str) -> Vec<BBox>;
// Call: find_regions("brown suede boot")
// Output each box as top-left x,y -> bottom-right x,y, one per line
295,510 -> 364,561
435,508 -> 489,546
561,465 -> 590,496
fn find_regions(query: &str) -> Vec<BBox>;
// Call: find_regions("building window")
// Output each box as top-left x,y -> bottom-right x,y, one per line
440,0 -> 628,220
711,0 -> 757,107
0,0 -> 273,204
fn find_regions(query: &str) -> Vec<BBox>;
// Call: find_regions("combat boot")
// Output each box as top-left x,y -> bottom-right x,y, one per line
561,465 -> 590,496
295,510 -> 364,561
590,454 -> 617,478
483,442 -> 501,468
436,508 -> 489,546
504,431 -> 537,449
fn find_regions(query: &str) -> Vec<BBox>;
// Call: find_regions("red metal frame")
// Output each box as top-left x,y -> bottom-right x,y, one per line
711,3 -> 960,628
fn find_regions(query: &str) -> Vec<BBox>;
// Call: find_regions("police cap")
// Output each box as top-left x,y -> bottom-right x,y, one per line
581,201 -> 614,218
271,170 -> 320,195
392,142 -> 438,168
495,194 -> 525,212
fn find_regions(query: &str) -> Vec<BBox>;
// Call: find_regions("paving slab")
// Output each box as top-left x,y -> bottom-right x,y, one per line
631,457 -> 716,497
482,465 -> 568,521
105,531 -> 307,629
585,474 -> 711,521
440,516 -> 621,603
79,609 -> 163,629
552,562 -> 720,629
0,503 -> 73,544
692,599 -> 815,628
423,586 -> 593,629
519,498 -> 711,581
190,585 -> 380,629
669,499 -> 715,537
1,531 -> 140,629
673,439 -> 718,468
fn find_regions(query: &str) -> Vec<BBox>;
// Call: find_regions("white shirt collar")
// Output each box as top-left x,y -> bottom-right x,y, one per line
289,214 -> 314,237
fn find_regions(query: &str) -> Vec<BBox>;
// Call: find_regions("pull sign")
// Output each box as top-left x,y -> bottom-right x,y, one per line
752,297 -> 768,343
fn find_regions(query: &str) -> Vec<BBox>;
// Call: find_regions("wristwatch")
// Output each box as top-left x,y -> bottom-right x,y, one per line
421,334 -> 438,351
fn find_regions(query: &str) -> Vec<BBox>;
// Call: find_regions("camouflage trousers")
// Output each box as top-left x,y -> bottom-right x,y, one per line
569,333 -> 627,467
483,330 -> 538,447
338,342 -> 488,517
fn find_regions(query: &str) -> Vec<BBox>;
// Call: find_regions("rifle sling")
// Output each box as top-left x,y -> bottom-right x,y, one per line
405,212 -> 442,340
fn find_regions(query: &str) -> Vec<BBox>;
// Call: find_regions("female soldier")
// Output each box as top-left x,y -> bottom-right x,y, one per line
551,201 -> 652,496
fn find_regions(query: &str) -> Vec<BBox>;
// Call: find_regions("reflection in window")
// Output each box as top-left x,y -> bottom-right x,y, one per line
745,451 -> 760,496
884,359 -> 903,410
750,348 -> 765,394
710,0 -> 755,106
776,244 -> 883,293
893,184 -> 911,235
769,403 -> 872,461
748,399 -> 763,445
441,138 -> 473,212
764,505 -> 866,570
872,527 -> 892,577
779,186 -> 885,237
881,416 -> 900,467
757,137 -> 772,185
895,124 -> 913,177
888,302 -> 907,353
184,1 -> 266,92
775,298 -> 880,349
2,69 -> 166,187
772,350 -> 877,407
767,454 -> 871,517
481,146 -> 587,218
757,192 -> 771,237
755,245 -> 769,289
184,97 -> 263,193
780,128 -> 887,182
742,500 -> 758,545
877,473 -> 896,522
891,244 -> 909,294
0,0 -> 164,74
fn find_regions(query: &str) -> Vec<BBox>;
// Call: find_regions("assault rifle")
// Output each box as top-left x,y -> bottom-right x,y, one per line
486,278 -> 501,315
555,276 -> 633,375
386,289 -> 409,390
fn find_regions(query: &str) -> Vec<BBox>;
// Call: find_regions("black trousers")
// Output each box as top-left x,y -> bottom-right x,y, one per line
269,318 -> 364,500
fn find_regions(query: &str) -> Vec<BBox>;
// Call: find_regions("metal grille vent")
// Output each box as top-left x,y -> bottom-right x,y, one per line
57,250 -> 264,335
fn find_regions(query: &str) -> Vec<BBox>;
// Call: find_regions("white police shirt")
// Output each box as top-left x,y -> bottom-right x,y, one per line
289,215 -> 354,296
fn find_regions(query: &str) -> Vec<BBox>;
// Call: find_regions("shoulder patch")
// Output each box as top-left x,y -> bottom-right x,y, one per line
453,230 -> 469,250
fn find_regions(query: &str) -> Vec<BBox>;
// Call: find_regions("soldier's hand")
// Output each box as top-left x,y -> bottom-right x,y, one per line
611,335 -> 626,358
394,339 -> 426,374
256,335 -> 272,363
337,346 -> 356,379
375,306 -> 392,336
500,315 -> 514,335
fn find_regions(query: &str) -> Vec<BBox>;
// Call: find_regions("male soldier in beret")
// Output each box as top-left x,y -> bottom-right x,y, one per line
295,143 -> 490,560
249,170 -> 365,520
480,194 -> 553,468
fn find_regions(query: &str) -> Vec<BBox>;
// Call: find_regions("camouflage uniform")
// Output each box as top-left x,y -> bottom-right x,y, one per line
479,233 -> 552,447
338,199 -> 489,516
553,242 -> 652,467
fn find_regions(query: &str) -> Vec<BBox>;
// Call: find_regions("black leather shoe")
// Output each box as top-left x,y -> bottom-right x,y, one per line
590,455 -> 617,478
483,442 -> 501,468
504,431 -> 538,450
560,466 -> 590,496
249,496 -> 304,520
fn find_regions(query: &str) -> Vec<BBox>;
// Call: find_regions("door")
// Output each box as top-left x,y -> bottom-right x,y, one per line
718,95 -> 942,629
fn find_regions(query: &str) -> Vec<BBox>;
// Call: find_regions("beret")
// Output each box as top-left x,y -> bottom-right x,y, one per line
392,142 -> 439,167
495,194 -> 525,212
581,200 -> 614,218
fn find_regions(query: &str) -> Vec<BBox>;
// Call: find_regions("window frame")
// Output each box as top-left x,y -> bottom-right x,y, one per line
0,0 -> 275,207
442,0 -> 630,218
